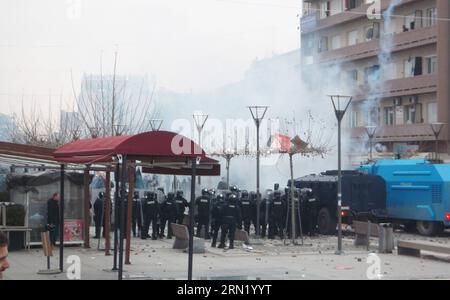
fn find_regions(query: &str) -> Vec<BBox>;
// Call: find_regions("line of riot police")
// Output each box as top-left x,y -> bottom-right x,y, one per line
92,185 -> 318,248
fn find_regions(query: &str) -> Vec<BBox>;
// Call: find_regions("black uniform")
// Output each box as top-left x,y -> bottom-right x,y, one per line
174,191 -> 189,225
195,189 -> 211,239
93,193 -> 105,239
268,191 -> 286,239
210,194 -> 224,248
219,194 -> 241,249
47,198 -> 60,245
259,194 -> 271,238
141,192 -> 159,240
132,193 -> 142,237
239,191 -> 253,235
160,192 -> 177,239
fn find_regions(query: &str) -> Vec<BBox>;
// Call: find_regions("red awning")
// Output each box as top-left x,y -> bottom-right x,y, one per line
53,131 -> 220,176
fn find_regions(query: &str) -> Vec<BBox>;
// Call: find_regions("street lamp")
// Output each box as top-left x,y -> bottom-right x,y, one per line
150,119 -> 163,131
430,122 -> 445,161
329,95 -> 352,255
248,105 -> 268,237
365,126 -> 377,161
193,113 -> 209,185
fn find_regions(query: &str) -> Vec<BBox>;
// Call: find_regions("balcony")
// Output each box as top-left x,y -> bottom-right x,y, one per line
353,74 -> 437,102
350,124 -> 436,142
316,25 -> 437,64
301,0 -> 422,34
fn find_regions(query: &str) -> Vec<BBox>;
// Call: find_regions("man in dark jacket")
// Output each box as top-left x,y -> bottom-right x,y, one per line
210,193 -> 224,248
132,191 -> 142,237
268,190 -> 286,239
141,191 -> 159,240
195,188 -> 211,239
47,193 -> 60,246
160,192 -> 177,239
219,193 -> 241,249
174,190 -> 188,225
238,190 -> 253,235
93,192 -> 105,239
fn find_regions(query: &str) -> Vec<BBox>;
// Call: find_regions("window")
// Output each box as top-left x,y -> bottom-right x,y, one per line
426,8 -> 437,27
426,56 -> 437,74
318,36 -> 329,52
347,69 -> 358,82
384,107 -> 395,125
427,102 -> 437,123
365,23 -> 380,41
348,30 -> 359,46
364,65 -> 380,83
331,35 -> 341,49
404,13 -> 415,31
350,110 -> 359,128
414,10 -> 423,29
404,57 -> 422,77
320,1 -> 331,19
345,0 -> 362,10
404,105 -> 419,124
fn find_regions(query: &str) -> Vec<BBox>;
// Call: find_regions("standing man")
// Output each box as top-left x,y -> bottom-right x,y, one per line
238,191 -> 253,235
141,191 -> 159,240
0,232 -> 10,280
47,193 -> 60,246
210,193 -> 224,248
132,191 -> 142,238
195,189 -> 211,239
218,194 -> 241,249
174,190 -> 188,225
160,192 -> 177,239
93,192 -> 105,239
268,190 -> 286,239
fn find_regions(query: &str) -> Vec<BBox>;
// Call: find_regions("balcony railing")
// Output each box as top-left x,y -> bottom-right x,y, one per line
315,25 -> 437,64
301,0 -> 422,34
350,124 -> 436,142
353,74 -> 437,101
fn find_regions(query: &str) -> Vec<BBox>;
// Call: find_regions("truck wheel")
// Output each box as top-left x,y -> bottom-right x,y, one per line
317,207 -> 336,235
416,221 -> 444,236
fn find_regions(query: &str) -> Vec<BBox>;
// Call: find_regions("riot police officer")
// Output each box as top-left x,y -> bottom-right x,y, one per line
175,190 -> 189,225
239,190 -> 253,235
219,193 -> 241,249
141,191 -> 159,240
259,191 -> 271,238
93,192 -> 105,239
211,193 -> 224,248
195,188 -> 211,239
268,190 -> 286,239
132,191 -> 142,237
160,192 -> 177,239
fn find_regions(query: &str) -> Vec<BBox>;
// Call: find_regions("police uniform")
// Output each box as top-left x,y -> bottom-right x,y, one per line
175,191 -> 189,225
132,192 -> 142,237
239,191 -> 253,235
93,192 -> 105,239
142,192 -> 159,240
210,194 -> 224,248
195,189 -> 211,239
219,194 -> 241,249
160,192 -> 177,239
268,191 -> 286,239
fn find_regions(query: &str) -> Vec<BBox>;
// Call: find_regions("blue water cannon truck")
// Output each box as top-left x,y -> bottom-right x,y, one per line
358,159 -> 450,236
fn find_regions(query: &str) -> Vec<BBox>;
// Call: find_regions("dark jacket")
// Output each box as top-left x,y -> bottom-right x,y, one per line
47,199 -> 60,225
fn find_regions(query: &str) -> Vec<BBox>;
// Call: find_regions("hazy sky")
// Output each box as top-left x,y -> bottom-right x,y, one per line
0,0 -> 301,114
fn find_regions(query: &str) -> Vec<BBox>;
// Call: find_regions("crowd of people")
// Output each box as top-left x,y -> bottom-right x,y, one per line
92,185 -> 317,250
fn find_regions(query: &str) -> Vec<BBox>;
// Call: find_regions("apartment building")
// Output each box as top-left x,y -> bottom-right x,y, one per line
300,0 -> 450,155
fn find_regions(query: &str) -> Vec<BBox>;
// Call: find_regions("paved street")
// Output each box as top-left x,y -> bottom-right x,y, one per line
4,230 -> 450,280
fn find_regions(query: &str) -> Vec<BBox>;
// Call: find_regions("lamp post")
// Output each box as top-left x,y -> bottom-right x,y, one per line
193,113 -> 208,185
248,105 -> 268,237
150,119 -> 163,131
329,95 -> 352,255
365,126 -> 377,161
430,122 -> 445,161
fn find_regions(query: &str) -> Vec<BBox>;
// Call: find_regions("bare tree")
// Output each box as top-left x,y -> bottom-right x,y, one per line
71,50 -> 158,138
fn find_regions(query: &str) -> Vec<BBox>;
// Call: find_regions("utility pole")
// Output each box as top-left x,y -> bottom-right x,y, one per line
248,105 -> 268,237
193,113 -> 208,185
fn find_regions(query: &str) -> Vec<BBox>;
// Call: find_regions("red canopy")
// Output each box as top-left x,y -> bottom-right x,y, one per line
53,131 -> 220,176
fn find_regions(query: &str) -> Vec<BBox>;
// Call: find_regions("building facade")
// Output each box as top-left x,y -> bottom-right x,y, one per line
300,0 -> 450,156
